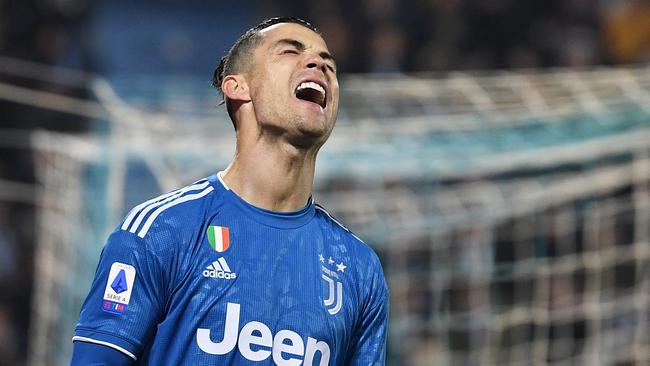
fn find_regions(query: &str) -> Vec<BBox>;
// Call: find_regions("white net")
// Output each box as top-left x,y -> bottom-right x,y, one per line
28,132 -> 103,366
17,62 -> 650,365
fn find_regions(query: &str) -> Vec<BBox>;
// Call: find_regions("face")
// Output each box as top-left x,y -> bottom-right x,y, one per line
246,23 -> 340,147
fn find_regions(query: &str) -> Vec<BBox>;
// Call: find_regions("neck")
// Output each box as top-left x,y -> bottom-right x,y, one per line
221,132 -> 319,212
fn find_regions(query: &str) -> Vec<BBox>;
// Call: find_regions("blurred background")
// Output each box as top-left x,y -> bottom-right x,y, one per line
1,0 -> 649,365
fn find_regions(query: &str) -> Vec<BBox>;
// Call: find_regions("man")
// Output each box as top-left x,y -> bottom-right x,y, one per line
70,17 -> 389,365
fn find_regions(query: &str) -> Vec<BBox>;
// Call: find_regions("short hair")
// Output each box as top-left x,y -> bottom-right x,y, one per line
213,17 -> 320,129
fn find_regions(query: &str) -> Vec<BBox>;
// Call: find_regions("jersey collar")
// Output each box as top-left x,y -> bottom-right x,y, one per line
208,172 -> 315,229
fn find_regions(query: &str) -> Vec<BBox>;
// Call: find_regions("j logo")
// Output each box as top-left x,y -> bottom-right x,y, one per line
318,253 -> 346,315
321,273 -> 343,315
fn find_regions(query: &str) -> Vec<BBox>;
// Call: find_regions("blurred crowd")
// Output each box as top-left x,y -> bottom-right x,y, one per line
0,1 -> 92,364
264,0 -> 650,72
0,0 -> 649,364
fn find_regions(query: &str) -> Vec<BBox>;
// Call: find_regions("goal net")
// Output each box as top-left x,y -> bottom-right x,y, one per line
21,63 -> 650,365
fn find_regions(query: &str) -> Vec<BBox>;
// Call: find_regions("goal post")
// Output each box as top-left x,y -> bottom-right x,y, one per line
21,64 -> 650,365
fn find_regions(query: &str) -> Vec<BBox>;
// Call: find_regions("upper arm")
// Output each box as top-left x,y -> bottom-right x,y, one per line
70,340 -> 134,366
73,228 -> 171,361
346,254 -> 390,365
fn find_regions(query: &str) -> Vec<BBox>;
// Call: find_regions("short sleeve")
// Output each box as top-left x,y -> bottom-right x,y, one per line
73,228 -> 169,361
70,339 -> 134,365
346,254 -> 390,365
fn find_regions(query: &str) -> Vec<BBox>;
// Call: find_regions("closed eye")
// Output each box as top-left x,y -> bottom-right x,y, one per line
282,49 -> 299,55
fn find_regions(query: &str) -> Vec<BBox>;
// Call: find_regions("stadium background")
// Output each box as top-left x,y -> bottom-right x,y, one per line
0,0 -> 649,365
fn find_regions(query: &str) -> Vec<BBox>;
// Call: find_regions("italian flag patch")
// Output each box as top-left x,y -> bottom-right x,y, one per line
206,225 -> 230,252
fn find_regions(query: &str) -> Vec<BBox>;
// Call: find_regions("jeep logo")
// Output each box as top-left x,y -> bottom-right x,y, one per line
197,302 -> 330,365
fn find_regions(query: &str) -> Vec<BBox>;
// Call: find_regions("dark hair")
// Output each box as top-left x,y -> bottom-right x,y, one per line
213,17 -> 320,129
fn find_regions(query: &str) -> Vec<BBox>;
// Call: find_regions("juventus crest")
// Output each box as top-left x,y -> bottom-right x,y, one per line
319,253 -> 346,315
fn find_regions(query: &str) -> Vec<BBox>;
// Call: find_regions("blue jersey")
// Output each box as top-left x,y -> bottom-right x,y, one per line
73,173 -> 389,365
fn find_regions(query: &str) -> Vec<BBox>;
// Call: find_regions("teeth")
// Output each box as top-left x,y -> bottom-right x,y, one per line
296,81 -> 325,95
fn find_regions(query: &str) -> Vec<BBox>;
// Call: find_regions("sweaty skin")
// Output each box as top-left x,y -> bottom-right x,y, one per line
220,23 -> 340,212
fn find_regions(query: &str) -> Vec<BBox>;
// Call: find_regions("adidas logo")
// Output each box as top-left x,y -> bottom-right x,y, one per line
203,258 -> 237,280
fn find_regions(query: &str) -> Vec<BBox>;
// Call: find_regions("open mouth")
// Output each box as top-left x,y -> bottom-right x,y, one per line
295,81 -> 327,108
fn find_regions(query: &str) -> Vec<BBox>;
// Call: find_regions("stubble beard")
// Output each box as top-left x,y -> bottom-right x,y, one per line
256,96 -> 333,150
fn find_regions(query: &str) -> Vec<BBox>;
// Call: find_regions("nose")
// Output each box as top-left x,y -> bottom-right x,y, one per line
305,55 -> 327,73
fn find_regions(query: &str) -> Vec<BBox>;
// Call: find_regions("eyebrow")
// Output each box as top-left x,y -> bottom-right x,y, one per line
275,38 -> 337,69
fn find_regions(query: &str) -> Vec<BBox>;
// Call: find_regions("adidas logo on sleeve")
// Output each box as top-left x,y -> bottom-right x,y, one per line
203,258 -> 237,280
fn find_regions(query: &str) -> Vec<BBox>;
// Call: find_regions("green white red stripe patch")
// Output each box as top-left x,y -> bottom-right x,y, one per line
207,225 -> 230,252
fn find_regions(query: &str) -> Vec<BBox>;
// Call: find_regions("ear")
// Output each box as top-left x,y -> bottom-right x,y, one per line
221,75 -> 251,103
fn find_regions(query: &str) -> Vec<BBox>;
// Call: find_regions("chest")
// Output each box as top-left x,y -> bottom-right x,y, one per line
194,223 -> 354,318
165,219 -> 358,364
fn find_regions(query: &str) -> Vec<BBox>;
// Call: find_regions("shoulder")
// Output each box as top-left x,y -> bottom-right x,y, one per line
313,203 -> 383,269
314,203 -> 389,309
95,179 -> 222,296
118,178 -> 219,241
